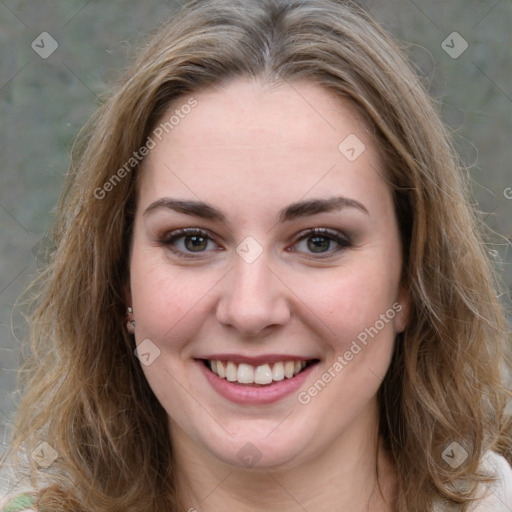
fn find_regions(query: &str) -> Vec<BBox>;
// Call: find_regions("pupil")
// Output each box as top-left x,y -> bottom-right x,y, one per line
185,235 -> 207,252
308,236 -> 330,253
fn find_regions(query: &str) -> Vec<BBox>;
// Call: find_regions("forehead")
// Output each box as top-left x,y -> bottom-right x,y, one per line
138,78 -> 390,219
152,78 -> 369,151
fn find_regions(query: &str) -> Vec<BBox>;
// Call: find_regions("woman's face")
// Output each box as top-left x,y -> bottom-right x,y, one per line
128,78 -> 408,470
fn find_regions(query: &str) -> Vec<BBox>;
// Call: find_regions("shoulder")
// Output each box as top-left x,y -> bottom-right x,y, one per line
0,465 -> 38,512
0,493 -> 37,512
434,450 -> 512,511
0,462 -> 37,512
470,450 -> 512,510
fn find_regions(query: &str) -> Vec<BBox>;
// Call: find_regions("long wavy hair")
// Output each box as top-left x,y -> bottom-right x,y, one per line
3,0 -> 511,510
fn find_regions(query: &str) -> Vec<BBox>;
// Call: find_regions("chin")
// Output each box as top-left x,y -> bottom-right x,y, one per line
191,416 -> 320,471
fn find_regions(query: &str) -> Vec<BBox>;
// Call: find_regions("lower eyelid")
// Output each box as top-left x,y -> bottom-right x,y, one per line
162,240 -> 220,260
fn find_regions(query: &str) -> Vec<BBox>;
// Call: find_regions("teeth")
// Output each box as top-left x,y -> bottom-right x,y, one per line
237,363 -> 254,384
284,361 -> 295,379
226,361 -> 237,382
254,364 -> 272,385
207,359 -> 310,385
272,362 -> 285,381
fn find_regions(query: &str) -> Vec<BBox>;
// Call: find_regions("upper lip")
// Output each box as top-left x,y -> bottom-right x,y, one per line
196,354 -> 319,366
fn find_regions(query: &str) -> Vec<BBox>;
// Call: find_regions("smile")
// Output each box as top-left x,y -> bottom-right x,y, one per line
204,359 -> 316,386
197,356 -> 320,405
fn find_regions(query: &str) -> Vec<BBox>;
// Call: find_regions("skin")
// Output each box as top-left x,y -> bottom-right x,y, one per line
127,78 -> 409,511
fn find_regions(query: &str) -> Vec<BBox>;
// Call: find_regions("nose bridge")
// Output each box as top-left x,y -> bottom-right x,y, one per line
216,250 -> 290,336
233,254 -> 272,300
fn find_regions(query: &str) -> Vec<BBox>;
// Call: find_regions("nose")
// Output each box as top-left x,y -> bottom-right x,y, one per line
215,253 -> 291,338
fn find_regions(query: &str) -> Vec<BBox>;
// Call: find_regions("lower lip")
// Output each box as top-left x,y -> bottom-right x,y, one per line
197,360 -> 318,405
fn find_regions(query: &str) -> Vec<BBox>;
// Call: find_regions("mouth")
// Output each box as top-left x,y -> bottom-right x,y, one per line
200,358 -> 320,387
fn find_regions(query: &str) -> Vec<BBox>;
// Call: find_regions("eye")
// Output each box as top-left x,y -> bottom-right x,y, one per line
290,228 -> 351,256
160,228 -> 221,257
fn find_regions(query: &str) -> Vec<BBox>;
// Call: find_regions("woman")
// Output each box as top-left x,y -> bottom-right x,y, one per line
1,0 -> 511,510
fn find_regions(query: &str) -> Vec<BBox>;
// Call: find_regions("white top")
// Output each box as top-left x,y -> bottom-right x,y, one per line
434,451 -> 512,511
1,451 -> 512,511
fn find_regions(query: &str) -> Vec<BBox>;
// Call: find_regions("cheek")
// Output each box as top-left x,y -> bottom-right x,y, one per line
303,266 -> 400,401
129,250 -> 222,349
295,261 -> 401,343
128,256 -> 221,406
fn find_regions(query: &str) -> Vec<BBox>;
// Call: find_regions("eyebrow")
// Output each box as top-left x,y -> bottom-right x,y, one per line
143,196 -> 369,222
144,198 -> 226,221
278,196 -> 369,222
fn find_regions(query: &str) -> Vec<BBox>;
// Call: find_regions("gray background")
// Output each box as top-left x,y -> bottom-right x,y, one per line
0,0 -> 511,459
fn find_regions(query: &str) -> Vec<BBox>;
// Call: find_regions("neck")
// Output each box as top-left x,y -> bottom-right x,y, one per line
171,402 -> 397,512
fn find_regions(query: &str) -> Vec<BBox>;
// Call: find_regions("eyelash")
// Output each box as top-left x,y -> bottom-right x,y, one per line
289,227 -> 352,257
159,227 -> 352,259
159,228 -> 220,259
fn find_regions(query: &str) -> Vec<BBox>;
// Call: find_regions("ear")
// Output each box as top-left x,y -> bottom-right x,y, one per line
394,284 -> 411,334
123,281 -> 136,334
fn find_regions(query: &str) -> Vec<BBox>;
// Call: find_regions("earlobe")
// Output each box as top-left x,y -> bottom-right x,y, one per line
126,308 -> 136,334
124,282 -> 135,334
